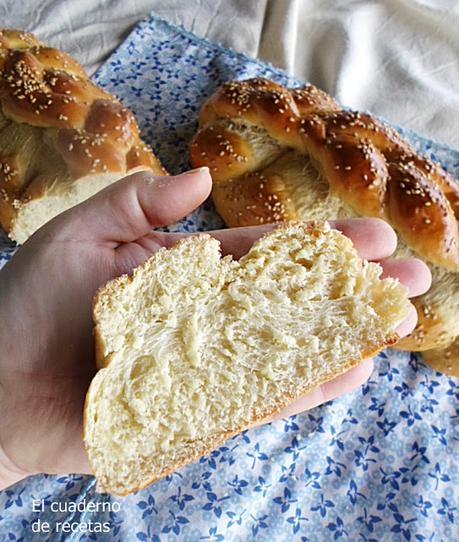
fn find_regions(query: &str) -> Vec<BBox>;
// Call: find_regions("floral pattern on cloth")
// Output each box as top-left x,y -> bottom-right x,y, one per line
1,13 -> 458,542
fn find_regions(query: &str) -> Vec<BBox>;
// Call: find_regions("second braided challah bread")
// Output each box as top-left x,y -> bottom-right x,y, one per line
189,78 -> 459,375
190,78 -> 459,271
0,29 -> 166,243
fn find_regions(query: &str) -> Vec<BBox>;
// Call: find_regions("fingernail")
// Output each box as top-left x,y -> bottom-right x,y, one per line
185,166 -> 209,174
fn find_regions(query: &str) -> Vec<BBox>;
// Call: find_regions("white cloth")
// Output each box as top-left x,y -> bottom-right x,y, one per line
2,0 -> 459,147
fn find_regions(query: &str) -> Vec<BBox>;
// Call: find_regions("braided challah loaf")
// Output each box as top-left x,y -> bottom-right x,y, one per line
0,29 -> 166,243
190,78 -> 459,375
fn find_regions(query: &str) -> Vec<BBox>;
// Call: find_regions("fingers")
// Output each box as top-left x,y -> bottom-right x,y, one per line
149,217 -> 404,268
159,217 -> 399,261
395,303 -> 418,337
259,359 -> 374,425
377,257 -> 431,338
379,258 -> 432,297
51,168 -> 212,244
328,218 -> 397,260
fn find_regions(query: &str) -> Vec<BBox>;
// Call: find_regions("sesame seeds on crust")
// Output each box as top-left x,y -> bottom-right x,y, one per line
0,28 -> 164,233
192,77 -> 459,271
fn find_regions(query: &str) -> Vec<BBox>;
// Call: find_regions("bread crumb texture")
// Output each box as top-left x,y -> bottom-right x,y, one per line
85,222 -> 409,495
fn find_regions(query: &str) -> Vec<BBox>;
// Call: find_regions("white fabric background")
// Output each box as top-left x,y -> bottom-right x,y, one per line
2,0 -> 458,147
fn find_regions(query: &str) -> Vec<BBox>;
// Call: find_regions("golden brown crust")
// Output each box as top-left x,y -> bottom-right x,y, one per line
396,296 -> 455,352
0,28 -> 166,240
0,29 -> 43,54
387,161 -> 459,270
190,78 -> 459,272
211,171 -> 294,227
422,337 -> 459,377
189,124 -> 256,182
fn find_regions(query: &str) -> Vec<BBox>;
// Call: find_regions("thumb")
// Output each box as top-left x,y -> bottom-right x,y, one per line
46,167 -> 212,244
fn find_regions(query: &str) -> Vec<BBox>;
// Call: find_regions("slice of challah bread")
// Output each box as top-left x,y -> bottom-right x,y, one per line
0,29 -> 166,243
84,222 -> 410,495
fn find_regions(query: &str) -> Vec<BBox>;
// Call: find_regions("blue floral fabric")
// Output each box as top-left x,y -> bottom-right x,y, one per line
1,13 -> 459,542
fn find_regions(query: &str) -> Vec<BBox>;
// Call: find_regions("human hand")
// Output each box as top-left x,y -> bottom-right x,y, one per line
0,168 -> 431,489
